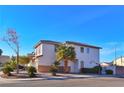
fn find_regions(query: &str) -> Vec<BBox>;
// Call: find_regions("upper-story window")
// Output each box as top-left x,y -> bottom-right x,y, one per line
80,47 -> 84,53
36,47 -> 40,55
55,45 -> 59,52
75,59 -> 79,62
87,48 -> 90,53
35,49 -> 37,55
35,45 -> 43,56
38,46 -> 41,54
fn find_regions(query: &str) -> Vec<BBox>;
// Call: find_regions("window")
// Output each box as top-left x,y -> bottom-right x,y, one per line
80,47 -> 84,53
87,48 -> 90,53
35,45 -> 41,55
55,46 -> 58,52
38,46 -> 41,55
54,47 -> 57,52
35,49 -> 37,55
75,59 -> 79,62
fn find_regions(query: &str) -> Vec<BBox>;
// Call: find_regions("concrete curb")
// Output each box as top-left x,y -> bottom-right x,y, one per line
45,77 -> 68,80
0,75 -> 95,81
0,77 -> 46,81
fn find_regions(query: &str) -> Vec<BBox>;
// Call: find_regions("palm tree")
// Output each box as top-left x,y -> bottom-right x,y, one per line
0,49 -> 3,56
56,44 -> 76,73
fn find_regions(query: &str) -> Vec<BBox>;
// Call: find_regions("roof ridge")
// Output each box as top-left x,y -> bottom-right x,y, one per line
34,40 -> 61,48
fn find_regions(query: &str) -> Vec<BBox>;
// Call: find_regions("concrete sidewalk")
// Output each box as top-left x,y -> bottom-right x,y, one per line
57,73 -> 98,78
38,73 -> 105,80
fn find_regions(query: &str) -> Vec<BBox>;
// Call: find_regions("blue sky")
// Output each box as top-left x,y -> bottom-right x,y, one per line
0,5 -> 124,62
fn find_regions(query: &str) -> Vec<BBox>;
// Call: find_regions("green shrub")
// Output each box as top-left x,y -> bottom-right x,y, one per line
49,61 -> 60,76
81,68 -> 95,73
10,61 -> 17,70
2,65 -> 13,76
2,61 -> 15,76
80,66 -> 102,74
105,70 -> 113,75
27,66 -> 36,77
54,61 -> 60,66
93,66 -> 102,74
49,65 -> 58,76
4,61 -> 17,70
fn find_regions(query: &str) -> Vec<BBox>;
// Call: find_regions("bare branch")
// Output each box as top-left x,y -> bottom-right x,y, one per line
4,39 -> 17,53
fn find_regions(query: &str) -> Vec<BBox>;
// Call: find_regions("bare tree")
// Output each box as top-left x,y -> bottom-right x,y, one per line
2,28 -> 20,74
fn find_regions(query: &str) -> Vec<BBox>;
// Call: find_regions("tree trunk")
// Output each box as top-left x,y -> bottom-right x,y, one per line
16,45 -> 19,74
64,60 -> 68,73
52,72 -> 56,76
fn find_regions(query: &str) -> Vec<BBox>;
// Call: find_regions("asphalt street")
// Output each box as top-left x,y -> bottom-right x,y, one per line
0,77 -> 124,87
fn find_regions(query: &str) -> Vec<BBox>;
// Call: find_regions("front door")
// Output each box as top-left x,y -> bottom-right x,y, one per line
74,59 -> 79,73
80,61 -> 84,69
80,61 -> 84,73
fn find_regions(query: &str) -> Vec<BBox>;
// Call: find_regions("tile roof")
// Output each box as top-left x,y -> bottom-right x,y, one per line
65,41 -> 102,49
34,40 -> 102,49
34,40 -> 61,48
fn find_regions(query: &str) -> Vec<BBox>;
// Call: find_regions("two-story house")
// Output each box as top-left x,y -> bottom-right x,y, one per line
32,40 -> 101,73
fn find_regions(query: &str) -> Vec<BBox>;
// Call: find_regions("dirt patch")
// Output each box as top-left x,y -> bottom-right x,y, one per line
0,73 -> 41,79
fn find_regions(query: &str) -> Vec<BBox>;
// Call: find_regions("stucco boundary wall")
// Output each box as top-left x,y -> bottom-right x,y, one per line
38,65 -> 71,73
116,66 -> 124,75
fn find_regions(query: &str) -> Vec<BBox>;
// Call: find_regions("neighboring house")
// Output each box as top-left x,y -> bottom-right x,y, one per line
31,40 -> 101,73
100,58 -> 124,75
100,62 -> 112,67
112,57 -> 124,75
0,55 -> 10,66
100,62 -> 115,74
113,56 -> 124,66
